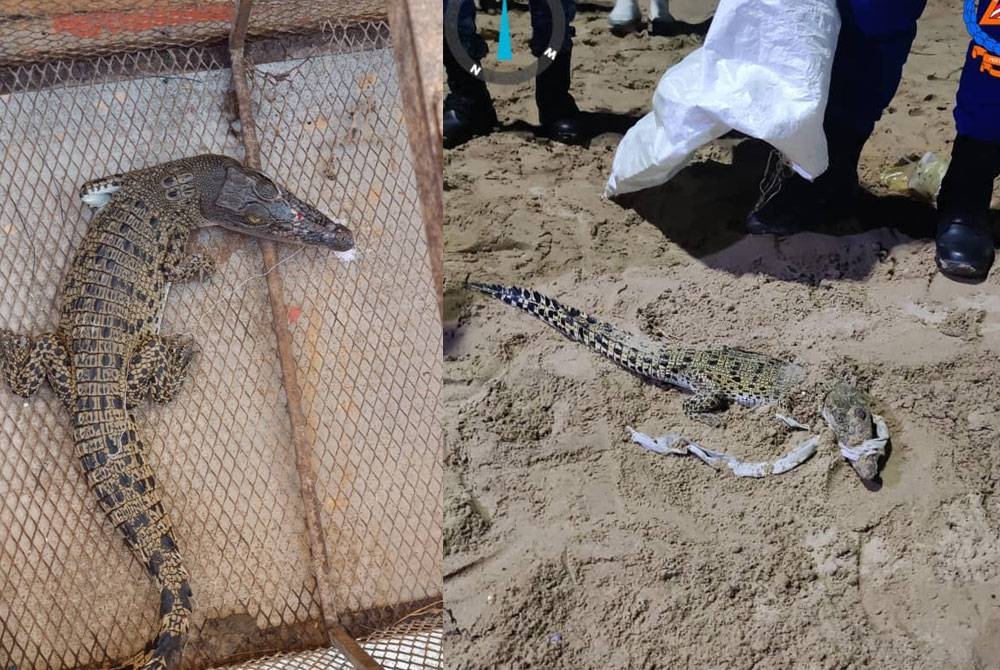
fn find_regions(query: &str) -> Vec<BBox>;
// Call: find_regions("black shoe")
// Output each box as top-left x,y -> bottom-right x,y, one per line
649,18 -> 674,36
541,117 -> 585,144
535,47 -> 582,144
444,96 -> 498,149
444,46 -> 498,149
935,213 -> 995,280
934,135 -> 1000,280
746,122 -> 868,236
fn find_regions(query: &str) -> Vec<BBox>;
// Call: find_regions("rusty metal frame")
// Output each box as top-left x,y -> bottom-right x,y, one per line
387,0 -> 443,321
228,2 -> 382,669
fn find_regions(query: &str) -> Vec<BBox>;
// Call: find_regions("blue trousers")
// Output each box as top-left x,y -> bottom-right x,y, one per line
446,0 -> 576,60
828,0 -> 1000,142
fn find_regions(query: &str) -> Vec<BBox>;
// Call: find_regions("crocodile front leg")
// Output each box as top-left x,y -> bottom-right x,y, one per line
165,252 -> 216,283
0,330 -> 74,408
682,389 -> 727,427
164,233 -> 216,283
126,335 -> 199,406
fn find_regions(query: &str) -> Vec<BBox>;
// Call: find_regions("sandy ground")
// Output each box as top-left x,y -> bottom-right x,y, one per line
443,0 -> 1000,668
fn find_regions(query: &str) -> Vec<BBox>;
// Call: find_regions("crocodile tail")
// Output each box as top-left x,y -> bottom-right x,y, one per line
75,409 -> 192,670
465,280 -> 662,379
108,543 -> 192,670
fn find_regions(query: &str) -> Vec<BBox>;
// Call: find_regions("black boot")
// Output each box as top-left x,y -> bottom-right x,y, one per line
746,123 -> 868,236
935,135 -> 1000,280
535,47 -> 582,144
444,46 -> 498,149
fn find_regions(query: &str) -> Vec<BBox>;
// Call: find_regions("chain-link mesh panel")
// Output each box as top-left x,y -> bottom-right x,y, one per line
247,18 -> 442,633
0,8 -> 442,670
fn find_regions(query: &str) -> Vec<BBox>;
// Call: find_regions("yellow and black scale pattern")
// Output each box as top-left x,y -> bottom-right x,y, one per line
467,282 -> 807,426
0,155 -> 354,670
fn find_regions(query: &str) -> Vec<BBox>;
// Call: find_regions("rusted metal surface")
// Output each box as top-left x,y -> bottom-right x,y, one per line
0,1 -> 388,67
387,0 -> 444,320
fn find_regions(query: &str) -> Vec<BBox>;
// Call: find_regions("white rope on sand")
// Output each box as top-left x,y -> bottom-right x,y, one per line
628,427 -> 820,478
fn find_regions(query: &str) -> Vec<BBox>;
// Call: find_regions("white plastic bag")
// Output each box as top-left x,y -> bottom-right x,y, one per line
605,0 -> 840,197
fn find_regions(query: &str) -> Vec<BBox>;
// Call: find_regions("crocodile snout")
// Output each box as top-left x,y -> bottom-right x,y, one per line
820,382 -> 888,482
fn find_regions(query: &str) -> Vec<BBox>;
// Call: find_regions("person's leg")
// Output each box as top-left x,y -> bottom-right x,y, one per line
935,0 -> 1000,279
444,0 -> 498,148
747,0 -> 927,235
608,0 -> 673,35
648,0 -> 675,35
608,0 -> 642,35
530,0 -> 582,142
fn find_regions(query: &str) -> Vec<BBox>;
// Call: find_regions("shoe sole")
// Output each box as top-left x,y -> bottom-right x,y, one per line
539,126 -> 584,145
608,19 -> 643,36
935,254 -> 991,281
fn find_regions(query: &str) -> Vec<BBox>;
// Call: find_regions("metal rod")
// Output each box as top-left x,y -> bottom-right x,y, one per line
228,2 -> 381,669
387,0 -> 444,323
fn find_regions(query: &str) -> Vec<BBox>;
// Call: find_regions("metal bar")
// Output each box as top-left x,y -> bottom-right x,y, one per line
0,1 -> 390,67
387,0 -> 444,322
228,3 -> 382,669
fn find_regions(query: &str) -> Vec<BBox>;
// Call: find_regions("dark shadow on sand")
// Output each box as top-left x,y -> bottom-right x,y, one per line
443,283 -> 476,358
612,139 -> 999,285
645,17 -> 712,37
491,109 -> 643,145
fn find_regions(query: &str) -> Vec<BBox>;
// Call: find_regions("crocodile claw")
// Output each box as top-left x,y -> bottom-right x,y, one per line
0,330 -> 28,367
167,335 -> 200,372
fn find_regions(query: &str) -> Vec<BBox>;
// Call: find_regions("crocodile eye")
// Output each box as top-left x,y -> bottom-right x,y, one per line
244,203 -> 270,225
255,179 -> 279,200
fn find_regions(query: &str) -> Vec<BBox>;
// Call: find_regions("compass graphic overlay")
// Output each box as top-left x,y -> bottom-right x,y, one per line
445,0 -> 566,85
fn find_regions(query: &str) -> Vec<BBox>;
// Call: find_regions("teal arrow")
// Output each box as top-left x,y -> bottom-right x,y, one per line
498,0 -> 513,62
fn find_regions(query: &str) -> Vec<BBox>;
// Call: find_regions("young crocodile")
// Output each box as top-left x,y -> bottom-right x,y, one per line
466,281 -> 889,481
0,154 -> 354,670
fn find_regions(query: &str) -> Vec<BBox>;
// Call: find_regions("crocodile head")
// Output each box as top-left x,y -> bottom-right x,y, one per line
86,154 -> 355,254
819,382 -> 889,483
197,156 -> 355,254
190,155 -> 354,252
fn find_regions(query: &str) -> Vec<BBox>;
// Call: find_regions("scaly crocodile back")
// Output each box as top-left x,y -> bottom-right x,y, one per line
467,281 -> 804,406
64,191 -> 192,669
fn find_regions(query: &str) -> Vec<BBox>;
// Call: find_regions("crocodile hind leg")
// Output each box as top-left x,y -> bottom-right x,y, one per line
126,335 -> 199,406
0,330 -> 74,408
682,390 -> 727,427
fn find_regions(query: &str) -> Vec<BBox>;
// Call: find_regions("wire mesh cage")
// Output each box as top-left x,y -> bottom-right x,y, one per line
0,2 -> 442,669
216,608 -> 443,670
